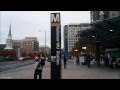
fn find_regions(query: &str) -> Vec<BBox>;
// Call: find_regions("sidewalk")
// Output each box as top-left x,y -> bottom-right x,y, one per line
0,60 -> 120,79
0,61 -> 50,79
62,59 -> 120,79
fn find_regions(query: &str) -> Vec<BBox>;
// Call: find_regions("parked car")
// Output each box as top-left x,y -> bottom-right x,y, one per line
24,57 -> 31,60
18,57 -> 24,61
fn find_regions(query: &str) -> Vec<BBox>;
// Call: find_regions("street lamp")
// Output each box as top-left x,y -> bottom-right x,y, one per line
92,36 -> 95,38
82,47 -> 87,54
74,49 -> 78,52
39,30 -> 46,60
82,47 -> 87,50
74,49 -> 78,56
110,30 -> 113,32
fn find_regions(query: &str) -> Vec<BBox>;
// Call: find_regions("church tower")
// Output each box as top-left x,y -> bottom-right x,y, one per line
5,23 -> 13,50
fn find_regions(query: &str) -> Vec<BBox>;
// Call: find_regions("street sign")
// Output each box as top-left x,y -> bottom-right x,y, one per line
51,13 -> 61,79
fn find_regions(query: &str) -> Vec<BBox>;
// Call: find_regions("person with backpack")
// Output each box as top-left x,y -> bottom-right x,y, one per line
34,55 -> 45,79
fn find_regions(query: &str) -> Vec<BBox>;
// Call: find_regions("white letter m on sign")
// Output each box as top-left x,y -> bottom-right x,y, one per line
51,13 -> 60,22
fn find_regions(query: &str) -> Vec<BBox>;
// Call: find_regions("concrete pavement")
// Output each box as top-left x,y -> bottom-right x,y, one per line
0,61 -> 51,79
62,60 -> 120,79
0,59 -> 120,79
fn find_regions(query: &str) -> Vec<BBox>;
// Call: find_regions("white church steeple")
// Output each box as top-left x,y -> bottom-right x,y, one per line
5,23 -> 13,50
8,23 -> 12,39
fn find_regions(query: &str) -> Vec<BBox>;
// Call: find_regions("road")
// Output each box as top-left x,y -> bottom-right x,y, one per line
0,60 -> 34,72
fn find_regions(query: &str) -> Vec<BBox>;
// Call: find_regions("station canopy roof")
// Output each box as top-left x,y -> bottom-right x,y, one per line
77,16 -> 120,48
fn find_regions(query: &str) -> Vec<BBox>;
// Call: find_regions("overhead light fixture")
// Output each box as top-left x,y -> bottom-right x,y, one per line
82,47 -> 87,50
92,36 -> 95,37
74,49 -> 78,52
110,30 -> 113,32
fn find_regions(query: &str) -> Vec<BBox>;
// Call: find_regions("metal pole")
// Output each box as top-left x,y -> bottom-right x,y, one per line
95,32 -> 100,67
0,11 -> 2,44
39,30 -> 46,59
45,31 -> 46,60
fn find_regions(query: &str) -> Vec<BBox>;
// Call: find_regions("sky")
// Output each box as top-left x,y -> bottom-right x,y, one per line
0,11 -> 90,48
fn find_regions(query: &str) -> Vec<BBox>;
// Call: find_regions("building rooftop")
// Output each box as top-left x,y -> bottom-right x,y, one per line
39,45 -> 50,48
13,40 -> 22,42
25,37 -> 37,41
68,23 -> 90,27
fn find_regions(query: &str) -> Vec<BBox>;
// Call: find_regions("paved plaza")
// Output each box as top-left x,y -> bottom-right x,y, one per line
0,59 -> 120,79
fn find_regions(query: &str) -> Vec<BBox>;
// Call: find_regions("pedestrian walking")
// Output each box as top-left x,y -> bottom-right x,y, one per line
103,55 -> 109,69
109,54 -> 116,68
63,56 -> 67,69
76,54 -> 80,65
34,55 -> 45,79
93,57 -> 96,65
86,54 -> 91,68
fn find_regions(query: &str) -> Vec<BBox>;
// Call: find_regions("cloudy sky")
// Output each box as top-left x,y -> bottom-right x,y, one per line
0,11 -> 90,48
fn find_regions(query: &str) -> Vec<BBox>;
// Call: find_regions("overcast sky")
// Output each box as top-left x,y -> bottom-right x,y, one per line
0,11 -> 90,48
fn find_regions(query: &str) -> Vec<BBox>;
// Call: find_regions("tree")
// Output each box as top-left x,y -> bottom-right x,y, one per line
2,50 -> 16,57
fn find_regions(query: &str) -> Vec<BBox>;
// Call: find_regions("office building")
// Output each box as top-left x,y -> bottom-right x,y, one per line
64,23 -> 90,52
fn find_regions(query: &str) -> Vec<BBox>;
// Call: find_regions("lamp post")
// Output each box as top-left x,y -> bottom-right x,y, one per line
0,11 -> 1,44
39,30 -> 46,60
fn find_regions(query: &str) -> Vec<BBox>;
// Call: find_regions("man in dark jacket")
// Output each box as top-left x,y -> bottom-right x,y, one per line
76,55 -> 80,65
104,55 -> 109,69
86,54 -> 91,68
63,56 -> 67,69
